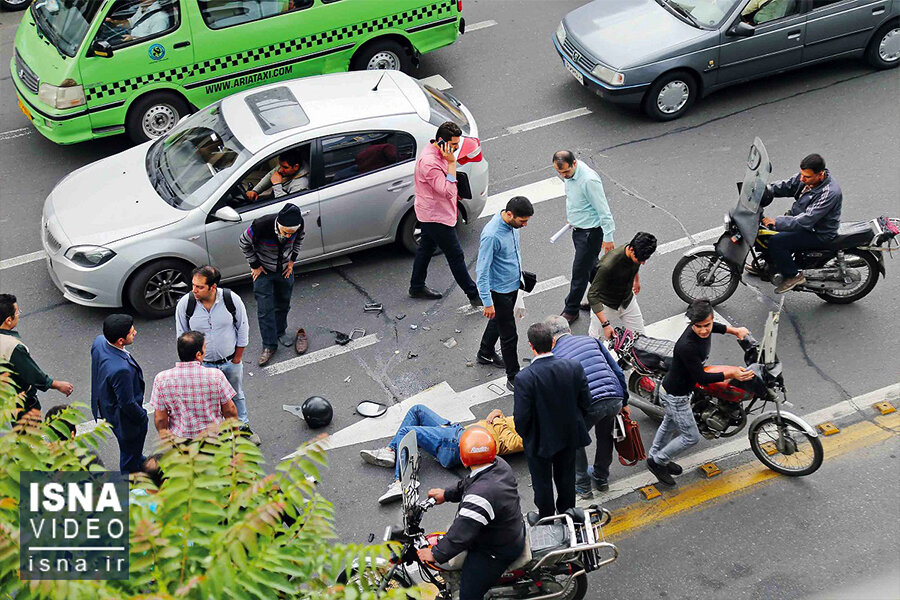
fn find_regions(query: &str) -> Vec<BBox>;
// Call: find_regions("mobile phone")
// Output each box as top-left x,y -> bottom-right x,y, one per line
436,138 -> 448,151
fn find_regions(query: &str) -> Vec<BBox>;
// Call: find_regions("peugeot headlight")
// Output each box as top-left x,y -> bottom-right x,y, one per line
38,79 -> 86,109
591,65 -> 625,86
64,246 -> 116,267
556,22 -> 566,45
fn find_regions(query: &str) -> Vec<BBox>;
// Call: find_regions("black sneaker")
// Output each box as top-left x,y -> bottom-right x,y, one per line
409,286 -> 442,299
476,351 -> 505,368
667,461 -> 683,476
647,457 -> 676,486
506,378 -> 515,392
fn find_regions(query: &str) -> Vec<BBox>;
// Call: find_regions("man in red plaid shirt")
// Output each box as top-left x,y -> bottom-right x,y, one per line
150,331 -> 238,439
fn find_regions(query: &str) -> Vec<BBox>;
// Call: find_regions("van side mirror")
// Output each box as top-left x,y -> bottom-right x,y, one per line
213,206 -> 242,223
728,21 -> 755,37
92,40 -> 114,58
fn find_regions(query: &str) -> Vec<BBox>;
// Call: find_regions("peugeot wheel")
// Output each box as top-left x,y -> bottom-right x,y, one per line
866,20 -> 900,69
126,259 -> 192,318
815,249 -> 880,304
643,71 -> 697,121
672,250 -> 740,306
749,415 -> 823,476
126,92 -> 191,144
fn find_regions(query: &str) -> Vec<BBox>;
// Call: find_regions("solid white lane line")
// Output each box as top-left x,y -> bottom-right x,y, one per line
0,250 -> 47,271
478,177 -> 564,219
656,226 -> 722,255
417,74 -> 452,90
264,333 -> 379,376
466,19 -> 498,32
456,275 -> 570,314
482,107 -> 592,142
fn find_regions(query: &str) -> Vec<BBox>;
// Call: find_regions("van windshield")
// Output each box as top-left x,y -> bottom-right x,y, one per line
147,103 -> 252,210
31,0 -> 105,58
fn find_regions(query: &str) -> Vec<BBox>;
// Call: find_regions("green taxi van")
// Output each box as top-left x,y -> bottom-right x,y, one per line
12,0 -> 465,144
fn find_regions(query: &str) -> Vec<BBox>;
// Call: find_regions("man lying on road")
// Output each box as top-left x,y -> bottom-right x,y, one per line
360,404 -> 523,504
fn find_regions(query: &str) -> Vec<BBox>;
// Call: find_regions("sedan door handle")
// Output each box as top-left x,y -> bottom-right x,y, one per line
872,6 -> 885,15
301,209 -> 311,216
173,41 -> 191,48
787,30 -> 802,40
387,180 -> 412,192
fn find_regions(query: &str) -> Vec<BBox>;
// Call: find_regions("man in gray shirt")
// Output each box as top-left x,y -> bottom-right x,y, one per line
245,148 -> 310,202
175,265 -> 258,444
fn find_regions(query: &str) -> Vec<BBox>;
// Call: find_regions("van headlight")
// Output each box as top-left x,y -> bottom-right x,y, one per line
64,246 -> 116,267
38,79 -> 86,109
556,22 -> 566,45
591,65 -> 625,86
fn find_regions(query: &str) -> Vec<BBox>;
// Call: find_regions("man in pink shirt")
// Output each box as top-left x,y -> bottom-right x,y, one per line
408,121 -> 482,307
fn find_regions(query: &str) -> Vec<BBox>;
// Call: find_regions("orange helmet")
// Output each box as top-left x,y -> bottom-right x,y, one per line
459,426 -> 497,468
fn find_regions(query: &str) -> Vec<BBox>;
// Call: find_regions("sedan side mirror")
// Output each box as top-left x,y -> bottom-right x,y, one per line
213,206 -> 241,223
92,40 -> 114,58
728,21 -> 755,37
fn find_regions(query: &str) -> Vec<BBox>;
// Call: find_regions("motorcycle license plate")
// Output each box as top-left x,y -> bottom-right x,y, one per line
564,59 -> 584,86
18,98 -> 33,121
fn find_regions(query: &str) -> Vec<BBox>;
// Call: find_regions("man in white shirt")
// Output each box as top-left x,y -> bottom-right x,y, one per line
105,0 -> 170,42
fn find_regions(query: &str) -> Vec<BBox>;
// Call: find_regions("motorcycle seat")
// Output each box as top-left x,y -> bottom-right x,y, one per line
825,221 -> 873,249
528,522 -> 570,557
632,335 -> 676,373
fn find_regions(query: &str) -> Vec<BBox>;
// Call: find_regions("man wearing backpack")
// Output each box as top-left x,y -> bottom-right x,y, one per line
175,265 -> 259,445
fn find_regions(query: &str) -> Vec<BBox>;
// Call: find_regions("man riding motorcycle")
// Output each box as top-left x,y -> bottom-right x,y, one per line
751,153 -> 842,293
416,426 -> 527,600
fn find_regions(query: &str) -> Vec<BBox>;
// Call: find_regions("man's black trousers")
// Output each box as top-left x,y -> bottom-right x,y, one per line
459,538 -> 525,600
564,226 -> 604,314
409,221 -> 478,297
526,446 -> 577,519
479,290 -> 520,380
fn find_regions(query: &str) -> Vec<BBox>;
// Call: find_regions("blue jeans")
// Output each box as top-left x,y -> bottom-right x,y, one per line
388,404 -> 464,479
649,387 -> 700,465
203,360 -> 248,425
767,230 -> 828,278
575,398 -> 622,491
253,272 -> 294,349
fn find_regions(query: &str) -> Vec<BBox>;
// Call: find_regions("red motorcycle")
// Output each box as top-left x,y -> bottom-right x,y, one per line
613,302 -> 823,476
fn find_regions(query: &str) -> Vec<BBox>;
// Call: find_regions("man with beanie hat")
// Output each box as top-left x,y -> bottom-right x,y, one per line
239,203 -> 306,366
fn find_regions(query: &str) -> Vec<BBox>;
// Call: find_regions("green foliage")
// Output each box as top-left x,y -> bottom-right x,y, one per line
0,369 -> 422,599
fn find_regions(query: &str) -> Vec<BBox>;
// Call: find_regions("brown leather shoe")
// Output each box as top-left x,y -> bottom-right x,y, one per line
561,311 -> 579,324
295,328 -> 309,355
258,347 -> 277,366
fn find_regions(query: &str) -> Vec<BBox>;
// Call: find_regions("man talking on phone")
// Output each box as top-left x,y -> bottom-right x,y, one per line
408,122 -> 483,307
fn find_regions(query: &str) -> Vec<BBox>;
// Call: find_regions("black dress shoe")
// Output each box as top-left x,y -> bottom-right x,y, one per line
476,351 -> 505,368
647,457 -> 676,486
506,378 -> 516,392
561,311 -> 579,324
667,461 -> 683,476
409,286 -> 442,300
526,511 -> 541,526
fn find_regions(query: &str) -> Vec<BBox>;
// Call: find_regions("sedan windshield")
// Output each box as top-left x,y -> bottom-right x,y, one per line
662,0 -> 741,28
147,103 -> 252,210
31,0 -> 104,58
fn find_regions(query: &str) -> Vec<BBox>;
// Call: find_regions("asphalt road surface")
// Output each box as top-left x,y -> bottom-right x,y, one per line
1,1 -> 899,597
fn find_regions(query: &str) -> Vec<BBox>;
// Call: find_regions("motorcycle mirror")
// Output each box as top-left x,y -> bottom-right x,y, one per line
357,400 -> 387,418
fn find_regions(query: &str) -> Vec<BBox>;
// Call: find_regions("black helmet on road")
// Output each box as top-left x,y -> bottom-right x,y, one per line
301,396 -> 333,428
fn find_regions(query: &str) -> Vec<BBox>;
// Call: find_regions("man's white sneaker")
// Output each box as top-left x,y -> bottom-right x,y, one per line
360,447 -> 396,468
378,480 -> 418,505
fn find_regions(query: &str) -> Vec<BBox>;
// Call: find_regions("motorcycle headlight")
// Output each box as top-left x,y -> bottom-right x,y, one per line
591,65 -> 625,86
64,246 -> 116,267
38,79 -> 86,109
556,22 -> 566,45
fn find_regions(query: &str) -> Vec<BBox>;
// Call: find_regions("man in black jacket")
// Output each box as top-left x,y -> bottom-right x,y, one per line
514,322 -> 592,518
238,203 -> 305,366
418,426 -> 526,600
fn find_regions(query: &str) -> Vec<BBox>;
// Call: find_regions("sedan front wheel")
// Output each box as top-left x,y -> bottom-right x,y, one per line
126,259 -> 192,318
643,71 -> 698,121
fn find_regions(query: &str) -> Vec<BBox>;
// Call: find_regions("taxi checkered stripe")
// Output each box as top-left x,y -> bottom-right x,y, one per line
85,0 -> 454,102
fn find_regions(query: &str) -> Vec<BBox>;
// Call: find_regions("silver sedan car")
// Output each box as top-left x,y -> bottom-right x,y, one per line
554,0 -> 899,120
41,71 -> 489,317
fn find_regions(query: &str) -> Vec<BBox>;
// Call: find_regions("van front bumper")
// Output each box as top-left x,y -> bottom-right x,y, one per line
11,61 -> 96,145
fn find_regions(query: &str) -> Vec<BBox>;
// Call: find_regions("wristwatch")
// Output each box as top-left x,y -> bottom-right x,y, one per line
601,320 -> 611,328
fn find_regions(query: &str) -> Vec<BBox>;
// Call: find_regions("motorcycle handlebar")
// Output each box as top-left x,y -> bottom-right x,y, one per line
419,497 -> 437,511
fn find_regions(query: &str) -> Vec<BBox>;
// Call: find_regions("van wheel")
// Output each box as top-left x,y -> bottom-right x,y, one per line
126,259 -> 192,318
866,20 -> 900,69
1,0 -> 31,11
642,71 -> 697,121
126,92 -> 190,144
351,39 -> 414,74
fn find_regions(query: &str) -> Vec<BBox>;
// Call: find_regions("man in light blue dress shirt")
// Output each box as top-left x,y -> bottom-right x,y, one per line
475,196 -> 534,391
552,151 -> 616,323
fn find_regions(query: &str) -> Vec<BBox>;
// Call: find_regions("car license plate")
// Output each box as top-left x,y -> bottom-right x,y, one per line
564,59 -> 584,86
18,98 -> 33,121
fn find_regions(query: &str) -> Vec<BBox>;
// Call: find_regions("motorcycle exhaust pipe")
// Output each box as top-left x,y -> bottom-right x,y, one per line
628,397 -> 666,419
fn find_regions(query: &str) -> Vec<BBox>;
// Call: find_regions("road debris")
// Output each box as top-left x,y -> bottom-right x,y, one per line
442,337 -> 458,349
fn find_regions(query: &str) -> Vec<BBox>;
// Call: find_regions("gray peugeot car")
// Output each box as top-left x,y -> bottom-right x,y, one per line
554,0 -> 899,120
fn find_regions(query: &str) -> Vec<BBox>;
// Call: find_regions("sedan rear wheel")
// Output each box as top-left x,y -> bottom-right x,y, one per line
127,259 -> 192,318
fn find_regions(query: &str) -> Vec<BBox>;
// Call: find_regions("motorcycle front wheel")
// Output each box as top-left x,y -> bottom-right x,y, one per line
672,250 -> 740,306
749,415 -> 824,476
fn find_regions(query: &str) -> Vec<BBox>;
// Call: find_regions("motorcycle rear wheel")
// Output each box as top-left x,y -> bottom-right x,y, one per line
749,415 -> 824,476
814,249 -> 880,304
542,572 -> 588,600
672,250 -> 740,306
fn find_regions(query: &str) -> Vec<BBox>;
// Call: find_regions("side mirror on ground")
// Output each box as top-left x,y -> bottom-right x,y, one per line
92,40 -> 114,58
728,21 -> 755,37
357,400 -> 387,418
212,206 -> 241,223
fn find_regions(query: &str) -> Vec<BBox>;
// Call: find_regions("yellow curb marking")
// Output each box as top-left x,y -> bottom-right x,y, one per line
817,422 -> 840,436
874,401 -> 896,415
698,462 -> 722,478
639,485 -> 661,500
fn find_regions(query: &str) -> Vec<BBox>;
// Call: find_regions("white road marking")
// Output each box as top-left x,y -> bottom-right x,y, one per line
417,74 -> 452,90
264,333 -> 379,376
457,275 -> 570,314
478,177 -> 564,219
657,226 -> 722,255
466,19 -> 498,32
0,250 -> 47,271
483,108 -> 592,142
0,127 -> 32,141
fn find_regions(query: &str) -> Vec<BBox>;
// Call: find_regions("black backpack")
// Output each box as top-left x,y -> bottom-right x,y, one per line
185,289 -> 238,325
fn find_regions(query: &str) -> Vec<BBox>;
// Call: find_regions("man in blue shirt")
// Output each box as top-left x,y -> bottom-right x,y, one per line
552,151 -> 616,323
476,196 -> 534,391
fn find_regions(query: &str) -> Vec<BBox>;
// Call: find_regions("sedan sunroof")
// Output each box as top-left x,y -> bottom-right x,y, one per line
244,87 -> 309,135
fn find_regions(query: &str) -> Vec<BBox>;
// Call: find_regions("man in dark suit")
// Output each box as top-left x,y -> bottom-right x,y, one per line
91,314 -> 148,473
513,322 -> 592,518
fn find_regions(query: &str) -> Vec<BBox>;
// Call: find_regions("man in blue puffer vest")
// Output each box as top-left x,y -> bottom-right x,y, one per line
546,315 -> 628,500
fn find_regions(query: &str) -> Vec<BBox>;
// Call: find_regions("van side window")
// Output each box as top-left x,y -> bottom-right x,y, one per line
321,132 -> 416,186
198,0 -> 313,29
96,0 -> 179,47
